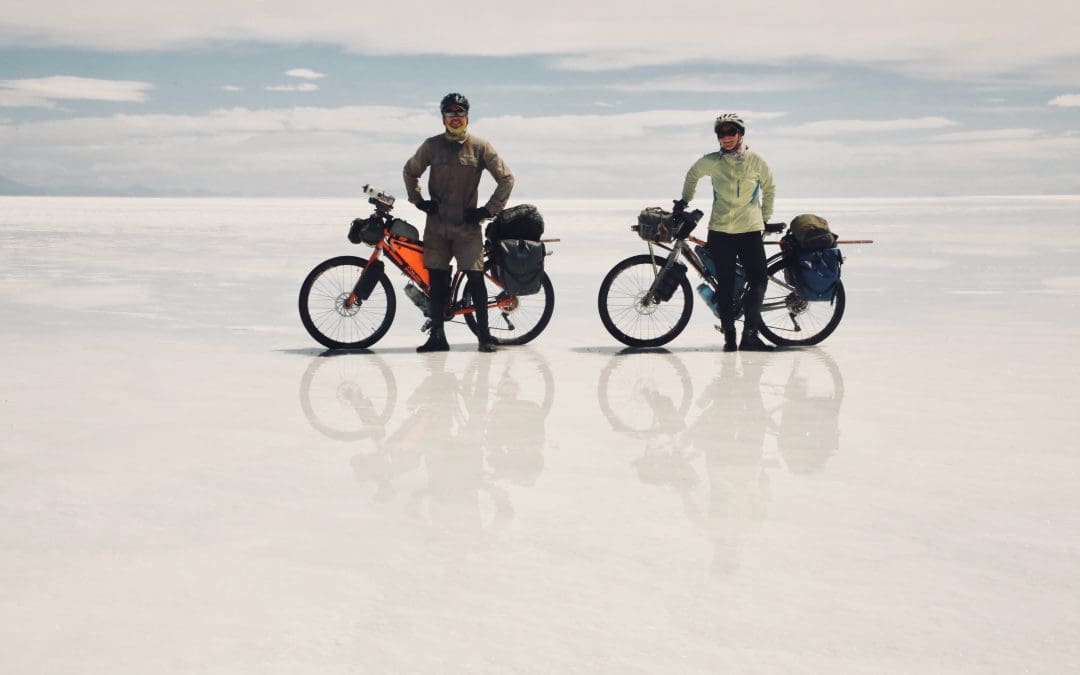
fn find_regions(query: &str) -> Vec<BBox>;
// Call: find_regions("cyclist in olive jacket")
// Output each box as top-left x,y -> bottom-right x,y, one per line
675,113 -> 776,352
404,93 -> 515,353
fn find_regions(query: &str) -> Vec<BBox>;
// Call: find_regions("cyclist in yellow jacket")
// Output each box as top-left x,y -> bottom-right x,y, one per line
404,93 -> 515,353
675,113 -> 776,352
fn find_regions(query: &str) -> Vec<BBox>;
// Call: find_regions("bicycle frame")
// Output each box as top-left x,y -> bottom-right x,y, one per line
343,205 -> 520,322
640,230 -> 861,319
639,234 -> 778,315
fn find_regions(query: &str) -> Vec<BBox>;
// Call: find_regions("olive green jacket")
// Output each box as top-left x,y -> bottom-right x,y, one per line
681,148 -> 775,234
403,133 -> 514,227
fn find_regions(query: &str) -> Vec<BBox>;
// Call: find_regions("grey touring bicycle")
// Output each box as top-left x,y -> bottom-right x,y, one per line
597,207 -> 872,348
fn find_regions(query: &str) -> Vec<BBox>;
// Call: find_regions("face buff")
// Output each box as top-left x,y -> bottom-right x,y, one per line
444,113 -> 468,141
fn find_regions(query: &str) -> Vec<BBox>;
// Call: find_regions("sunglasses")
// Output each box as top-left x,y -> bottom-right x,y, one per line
717,126 -> 742,137
443,109 -> 468,118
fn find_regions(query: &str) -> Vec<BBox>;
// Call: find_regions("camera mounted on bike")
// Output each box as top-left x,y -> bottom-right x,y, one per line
362,184 -> 395,212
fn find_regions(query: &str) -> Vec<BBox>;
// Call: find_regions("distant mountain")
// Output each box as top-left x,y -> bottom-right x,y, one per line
0,174 -> 48,195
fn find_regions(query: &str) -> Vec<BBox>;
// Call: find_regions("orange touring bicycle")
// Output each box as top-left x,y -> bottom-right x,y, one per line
299,185 -> 556,350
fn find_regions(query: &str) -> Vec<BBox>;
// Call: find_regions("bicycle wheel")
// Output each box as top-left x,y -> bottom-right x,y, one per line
299,255 -> 397,349
462,263 -> 555,346
598,254 -> 693,348
757,257 -> 845,346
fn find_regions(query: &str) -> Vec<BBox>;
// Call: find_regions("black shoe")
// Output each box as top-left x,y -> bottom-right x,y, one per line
739,331 -> 774,352
477,335 -> 498,353
721,325 -> 737,352
417,327 -> 450,353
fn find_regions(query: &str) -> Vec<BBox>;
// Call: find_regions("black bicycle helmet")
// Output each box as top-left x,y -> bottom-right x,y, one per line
440,92 -> 470,113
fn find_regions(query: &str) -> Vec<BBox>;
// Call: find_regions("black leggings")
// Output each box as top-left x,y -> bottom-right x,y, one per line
427,269 -> 488,335
707,230 -> 768,331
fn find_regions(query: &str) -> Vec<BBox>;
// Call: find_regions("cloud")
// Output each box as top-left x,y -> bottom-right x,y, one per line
607,74 -> 829,94
221,85 -> 242,92
775,117 -> 958,136
265,83 -> 319,92
930,128 -> 1041,142
2,104 -> 1079,197
2,1 -> 1078,82
1049,94 -> 1080,107
285,68 -> 326,80
0,76 -> 153,108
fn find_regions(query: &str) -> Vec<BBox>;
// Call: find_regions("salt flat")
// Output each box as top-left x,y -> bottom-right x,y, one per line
2,195 -> 1079,673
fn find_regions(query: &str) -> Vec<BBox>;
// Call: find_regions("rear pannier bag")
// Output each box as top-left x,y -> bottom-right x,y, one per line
653,261 -> 687,301
789,214 -> 839,250
787,246 -> 843,302
486,204 -> 544,241
493,239 -> 546,296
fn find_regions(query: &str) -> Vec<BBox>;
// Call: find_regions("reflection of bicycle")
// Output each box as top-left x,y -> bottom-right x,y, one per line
298,347 -> 554,449
596,349 -> 844,466
596,350 -> 693,436
298,351 -> 397,441
345,349 -> 555,520
597,208 -> 873,347
600,349 -> 845,574
299,184 -> 556,350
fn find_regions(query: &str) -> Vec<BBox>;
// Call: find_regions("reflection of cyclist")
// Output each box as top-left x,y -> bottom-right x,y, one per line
673,113 -> 776,352
777,363 -> 841,474
404,92 -> 515,353
698,360 -> 769,575
484,376 -> 546,486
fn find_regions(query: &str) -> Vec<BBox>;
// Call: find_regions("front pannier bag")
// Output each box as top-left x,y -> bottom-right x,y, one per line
493,239 -> 546,296
653,262 -> 688,301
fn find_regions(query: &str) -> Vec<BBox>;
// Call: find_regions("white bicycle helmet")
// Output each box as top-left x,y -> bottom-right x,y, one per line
714,113 -> 746,133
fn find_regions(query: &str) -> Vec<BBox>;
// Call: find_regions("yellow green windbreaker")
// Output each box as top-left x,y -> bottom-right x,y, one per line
680,148 -> 775,234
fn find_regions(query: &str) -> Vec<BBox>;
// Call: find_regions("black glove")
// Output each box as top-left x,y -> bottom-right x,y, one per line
672,199 -> 688,213
416,199 -> 438,214
464,206 -> 491,225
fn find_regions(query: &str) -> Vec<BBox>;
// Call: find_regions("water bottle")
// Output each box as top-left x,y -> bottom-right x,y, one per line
403,283 -> 430,315
696,283 -> 722,319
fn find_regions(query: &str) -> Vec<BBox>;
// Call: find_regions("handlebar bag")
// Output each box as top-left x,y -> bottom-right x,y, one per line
637,207 -> 673,243
348,215 -> 385,245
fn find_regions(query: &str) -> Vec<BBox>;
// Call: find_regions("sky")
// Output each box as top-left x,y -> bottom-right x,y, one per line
1,0 -> 1079,198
